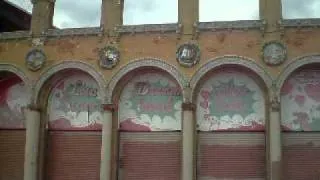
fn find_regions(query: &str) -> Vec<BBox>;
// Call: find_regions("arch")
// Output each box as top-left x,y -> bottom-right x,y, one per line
0,63 -> 32,104
106,58 -> 188,103
276,54 -> 320,97
190,55 -> 273,103
33,60 -> 107,104
0,63 -> 31,89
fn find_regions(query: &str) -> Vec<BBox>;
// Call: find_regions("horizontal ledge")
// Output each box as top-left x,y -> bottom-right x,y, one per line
197,20 -> 264,31
0,30 -> 31,40
280,18 -> 320,28
45,27 -> 103,37
115,23 -> 180,34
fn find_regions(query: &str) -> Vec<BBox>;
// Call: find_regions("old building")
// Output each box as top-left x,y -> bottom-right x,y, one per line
0,0 -> 31,32
0,0 -> 320,180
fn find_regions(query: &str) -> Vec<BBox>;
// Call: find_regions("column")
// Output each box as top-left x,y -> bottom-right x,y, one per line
268,95 -> 282,180
101,0 -> 122,36
178,0 -> 199,38
31,0 -> 55,35
100,104 -> 115,180
23,105 -> 41,180
260,0 -> 282,39
182,102 -> 196,180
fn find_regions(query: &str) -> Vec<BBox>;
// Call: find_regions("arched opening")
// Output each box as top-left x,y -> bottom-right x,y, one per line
0,71 -> 30,180
114,68 -> 183,180
281,64 -> 320,179
194,66 -> 267,179
40,69 -> 103,180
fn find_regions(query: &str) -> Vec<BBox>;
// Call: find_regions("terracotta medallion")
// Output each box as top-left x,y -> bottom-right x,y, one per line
25,48 -> 46,71
262,41 -> 287,66
176,43 -> 200,67
98,45 -> 120,69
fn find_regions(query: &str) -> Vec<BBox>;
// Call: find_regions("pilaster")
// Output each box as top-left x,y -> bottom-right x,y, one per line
31,0 -> 55,36
181,102 -> 196,180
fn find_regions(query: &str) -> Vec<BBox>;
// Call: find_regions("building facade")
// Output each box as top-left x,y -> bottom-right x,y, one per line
0,0 -> 320,180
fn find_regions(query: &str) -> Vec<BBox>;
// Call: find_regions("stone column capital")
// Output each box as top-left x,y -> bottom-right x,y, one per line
182,102 -> 196,111
102,104 -> 117,112
269,84 -> 281,112
270,97 -> 280,112
25,104 -> 41,112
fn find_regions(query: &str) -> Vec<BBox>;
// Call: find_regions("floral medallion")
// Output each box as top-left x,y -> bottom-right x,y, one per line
25,48 -> 46,71
262,41 -> 287,66
176,43 -> 200,67
98,45 -> 120,69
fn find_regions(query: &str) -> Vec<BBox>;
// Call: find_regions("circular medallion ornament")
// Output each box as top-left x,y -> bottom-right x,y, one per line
262,41 -> 287,66
98,45 -> 120,69
25,48 -> 46,71
176,43 -> 200,67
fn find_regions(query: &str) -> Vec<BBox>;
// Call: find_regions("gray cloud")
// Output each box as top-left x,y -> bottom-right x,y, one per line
282,0 -> 320,19
53,0 -> 101,28
7,0 -> 320,28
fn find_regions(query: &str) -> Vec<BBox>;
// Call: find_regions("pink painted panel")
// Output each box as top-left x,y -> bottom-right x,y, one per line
281,69 -> 320,131
48,72 -> 102,130
196,69 -> 265,131
0,75 -> 30,129
119,73 -> 183,131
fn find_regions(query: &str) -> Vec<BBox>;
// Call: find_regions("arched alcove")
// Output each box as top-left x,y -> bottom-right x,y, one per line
111,66 -> 183,180
191,56 -> 269,180
0,70 -> 30,180
37,67 -> 104,180
280,62 -> 320,179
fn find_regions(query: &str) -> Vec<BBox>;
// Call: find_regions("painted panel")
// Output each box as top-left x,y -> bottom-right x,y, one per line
119,73 -> 183,131
196,70 -> 265,131
0,76 -> 30,129
281,69 -> 320,131
48,72 -> 102,130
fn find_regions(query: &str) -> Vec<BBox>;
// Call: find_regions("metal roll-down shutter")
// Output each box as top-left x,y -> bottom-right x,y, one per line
46,131 -> 102,180
0,130 -> 25,180
197,132 -> 265,180
283,132 -> 320,180
118,132 -> 181,180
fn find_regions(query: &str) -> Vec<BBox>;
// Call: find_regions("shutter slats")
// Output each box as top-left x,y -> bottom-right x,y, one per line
119,132 -> 181,180
46,131 -> 102,180
0,130 -> 25,180
197,132 -> 265,180
283,133 -> 320,180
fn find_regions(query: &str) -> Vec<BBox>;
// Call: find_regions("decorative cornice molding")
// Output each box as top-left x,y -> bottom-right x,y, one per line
276,54 -> 320,97
279,19 -> 320,28
45,27 -> 103,37
197,20 -> 265,31
33,60 -> 107,104
114,23 -> 180,34
106,58 -> 188,104
0,31 -> 31,41
190,55 -> 273,103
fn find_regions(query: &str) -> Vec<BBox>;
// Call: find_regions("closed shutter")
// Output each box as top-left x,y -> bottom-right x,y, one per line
283,132 -> 320,180
197,132 -> 265,180
118,132 -> 181,180
0,130 -> 25,180
46,131 -> 101,180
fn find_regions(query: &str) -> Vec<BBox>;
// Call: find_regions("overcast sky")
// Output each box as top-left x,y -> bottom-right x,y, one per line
7,0 -> 320,29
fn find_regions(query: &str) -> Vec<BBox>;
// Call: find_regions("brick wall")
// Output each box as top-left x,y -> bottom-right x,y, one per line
197,132 -> 265,179
46,131 -> 102,180
119,132 -> 181,180
283,133 -> 320,180
0,130 -> 25,180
